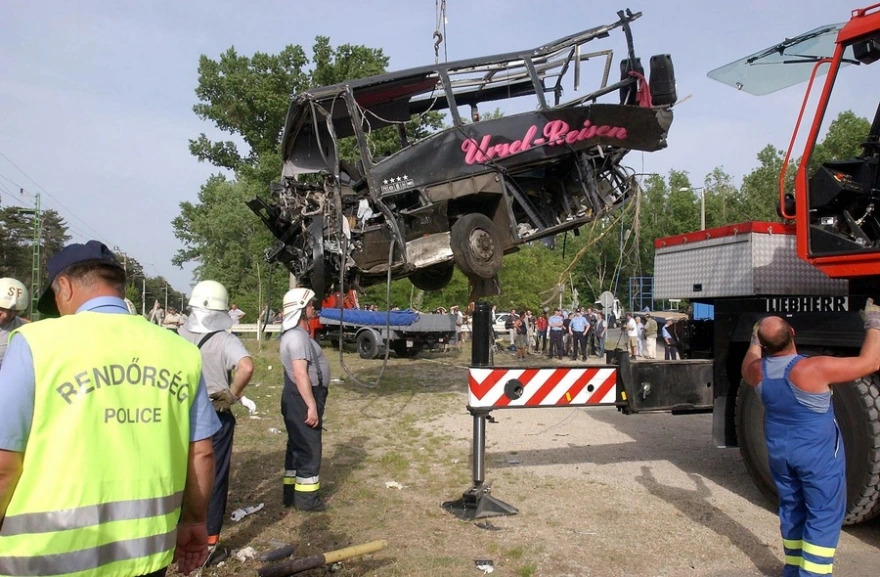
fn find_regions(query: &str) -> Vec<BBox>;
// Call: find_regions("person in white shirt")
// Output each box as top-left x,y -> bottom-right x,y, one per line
625,313 -> 638,357
228,304 -> 245,325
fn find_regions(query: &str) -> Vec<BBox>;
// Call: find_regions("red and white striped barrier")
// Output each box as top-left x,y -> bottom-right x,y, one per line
468,366 -> 618,409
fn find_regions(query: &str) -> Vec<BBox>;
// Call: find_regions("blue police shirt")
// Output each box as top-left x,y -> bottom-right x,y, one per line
569,315 -> 589,333
0,296 -> 220,452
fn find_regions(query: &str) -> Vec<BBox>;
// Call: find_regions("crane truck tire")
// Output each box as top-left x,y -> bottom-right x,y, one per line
735,373 -> 880,525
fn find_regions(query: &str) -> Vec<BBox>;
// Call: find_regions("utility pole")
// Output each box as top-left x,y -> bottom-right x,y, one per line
142,278 -> 146,317
16,190 -> 41,320
164,283 -> 168,311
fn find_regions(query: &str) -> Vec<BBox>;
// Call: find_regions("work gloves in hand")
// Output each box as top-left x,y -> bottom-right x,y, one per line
863,298 -> 880,331
210,389 -> 239,412
750,322 -> 761,347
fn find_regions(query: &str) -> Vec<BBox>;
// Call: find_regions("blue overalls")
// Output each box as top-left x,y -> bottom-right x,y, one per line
760,354 -> 846,576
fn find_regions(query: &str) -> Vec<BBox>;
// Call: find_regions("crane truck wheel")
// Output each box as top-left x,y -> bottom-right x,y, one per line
734,382 -> 777,507
356,330 -> 380,360
736,374 -> 880,525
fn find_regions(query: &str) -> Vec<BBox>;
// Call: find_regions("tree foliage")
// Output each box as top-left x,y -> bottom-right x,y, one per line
0,207 -> 70,310
190,45 -> 310,171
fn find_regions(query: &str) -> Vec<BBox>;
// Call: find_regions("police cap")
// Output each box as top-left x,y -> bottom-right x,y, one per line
38,241 -> 123,316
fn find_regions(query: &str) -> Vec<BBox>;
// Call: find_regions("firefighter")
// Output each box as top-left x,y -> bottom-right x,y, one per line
0,277 -> 29,367
0,241 -> 220,576
741,307 -> 880,577
280,288 -> 330,511
177,280 -> 254,553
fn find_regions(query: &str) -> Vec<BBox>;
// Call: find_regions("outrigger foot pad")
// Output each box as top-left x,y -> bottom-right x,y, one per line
442,483 -> 518,520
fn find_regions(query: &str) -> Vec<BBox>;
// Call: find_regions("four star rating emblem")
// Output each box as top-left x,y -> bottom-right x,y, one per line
382,175 -> 408,185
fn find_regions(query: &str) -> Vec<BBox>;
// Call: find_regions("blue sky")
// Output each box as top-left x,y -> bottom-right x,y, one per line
0,0 -> 868,292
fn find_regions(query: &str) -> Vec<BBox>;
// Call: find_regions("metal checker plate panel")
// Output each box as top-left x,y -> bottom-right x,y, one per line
654,231 -> 847,299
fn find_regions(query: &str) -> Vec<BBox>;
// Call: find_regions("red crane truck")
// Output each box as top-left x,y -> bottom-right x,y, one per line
620,6 -> 880,525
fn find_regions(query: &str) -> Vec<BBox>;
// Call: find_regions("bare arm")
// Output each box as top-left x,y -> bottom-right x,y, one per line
0,449 -> 23,528
229,356 -> 254,398
292,359 -> 319,427
173,438 -> 214,575
741,342 -> 763,387
792,328 -> 880,392
180,438 -> 214,525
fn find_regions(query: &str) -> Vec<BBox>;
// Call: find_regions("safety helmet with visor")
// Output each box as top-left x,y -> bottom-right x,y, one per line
189,280 -> 229,311
0,278 -> 28,312
282,287 -> 316,328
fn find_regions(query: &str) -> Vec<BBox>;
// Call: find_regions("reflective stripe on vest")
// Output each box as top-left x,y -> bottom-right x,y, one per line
0,313 -> 202,577
0,530 -> 176,577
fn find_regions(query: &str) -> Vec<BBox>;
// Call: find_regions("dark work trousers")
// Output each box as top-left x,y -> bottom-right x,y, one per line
549,330 -> 564,358
139,569 -> 167,577
572,333 -> 588,359
208,410 -> 236,537
281,381 -> 328,508
587,328 -> 597,356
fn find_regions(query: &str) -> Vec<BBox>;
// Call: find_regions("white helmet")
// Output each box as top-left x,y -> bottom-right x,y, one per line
0,278 -> 28,312
283,287 -> 316,326
188,280 -> 229,311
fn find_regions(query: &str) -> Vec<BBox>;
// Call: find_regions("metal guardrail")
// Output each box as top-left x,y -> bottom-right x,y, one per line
229,323 -> 282,333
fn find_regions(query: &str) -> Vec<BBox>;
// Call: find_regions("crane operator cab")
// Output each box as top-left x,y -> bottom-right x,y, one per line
709,5 -> 880,280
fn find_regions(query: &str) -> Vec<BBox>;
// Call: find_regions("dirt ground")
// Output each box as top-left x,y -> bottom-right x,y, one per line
188,342 -> 880,577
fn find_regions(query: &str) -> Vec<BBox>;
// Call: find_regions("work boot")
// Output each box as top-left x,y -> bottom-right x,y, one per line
283,484 -> 295,508
294,491 -> 326,512
205,535 -> 228,567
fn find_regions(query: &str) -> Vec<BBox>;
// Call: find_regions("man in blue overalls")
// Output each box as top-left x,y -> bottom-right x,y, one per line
741,306 -> 880,576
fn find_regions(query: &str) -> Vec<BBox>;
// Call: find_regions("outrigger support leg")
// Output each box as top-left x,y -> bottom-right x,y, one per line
442,302 -> 517,520
442,408 -> 518,520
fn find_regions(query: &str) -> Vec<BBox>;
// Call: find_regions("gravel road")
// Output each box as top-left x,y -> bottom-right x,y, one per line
429,355 -> 880,576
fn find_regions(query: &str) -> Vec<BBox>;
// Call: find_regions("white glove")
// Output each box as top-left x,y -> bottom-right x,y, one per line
239,396 -> 257,414
863,298 -> 880,331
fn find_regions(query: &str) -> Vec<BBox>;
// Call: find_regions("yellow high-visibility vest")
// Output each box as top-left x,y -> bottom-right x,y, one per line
0,312 -> 202,577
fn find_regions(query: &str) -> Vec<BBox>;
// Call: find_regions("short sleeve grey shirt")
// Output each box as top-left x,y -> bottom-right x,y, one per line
177,327 -> 250,395
281,327 -> 330,388
0,317 -> 26,367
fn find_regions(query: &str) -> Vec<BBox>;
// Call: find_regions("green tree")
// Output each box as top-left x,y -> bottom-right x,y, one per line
0,207 -> 69,295
739,145 -> 792,221
190,45 -> 310,171
810,110 -> 871,169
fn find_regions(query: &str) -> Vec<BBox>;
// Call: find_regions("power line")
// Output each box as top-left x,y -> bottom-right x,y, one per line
0,150 -> 114,246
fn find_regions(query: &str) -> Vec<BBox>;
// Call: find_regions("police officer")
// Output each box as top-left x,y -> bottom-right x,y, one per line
177,281 -> 254,553
0,241 -> 220,577
0,278 -> 29,367
741,307 -> 880,577
280,288 -> 330,511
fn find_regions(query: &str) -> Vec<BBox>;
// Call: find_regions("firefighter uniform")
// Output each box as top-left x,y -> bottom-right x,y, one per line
0,305 -> 215,577
280,325 -> 330,511
760,354 -> 844,577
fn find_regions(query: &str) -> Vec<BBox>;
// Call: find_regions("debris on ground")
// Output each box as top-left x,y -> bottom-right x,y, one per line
234,547 -> 259,563
384,481 -> 406,490
230,503 -> 264,522
474,559 -> 495,574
